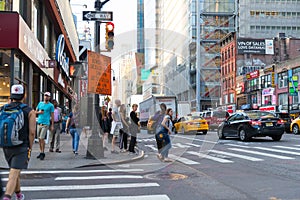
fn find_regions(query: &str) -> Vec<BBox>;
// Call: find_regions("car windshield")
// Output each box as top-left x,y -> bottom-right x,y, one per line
245,111 -> 275,119
277,113 -> 290,119
188,116 -> 204,120
213,111 -> 227,118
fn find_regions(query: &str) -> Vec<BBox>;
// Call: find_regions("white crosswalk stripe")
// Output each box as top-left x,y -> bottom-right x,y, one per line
32,195 -> 170,200
209,150 -> 264,161
169,154 -> 200,165
228,148 -> 295,159
253,147 -> 300,156
1,169 -> 170,200
273,145 -> 300,151
187,151 -> 234,163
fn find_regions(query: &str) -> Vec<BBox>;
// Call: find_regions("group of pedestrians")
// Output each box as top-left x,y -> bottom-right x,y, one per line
100,99 -> 140,155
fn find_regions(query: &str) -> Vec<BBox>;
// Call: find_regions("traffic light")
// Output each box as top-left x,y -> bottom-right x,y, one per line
69,62 -> 83,77
105,22 -> 114,51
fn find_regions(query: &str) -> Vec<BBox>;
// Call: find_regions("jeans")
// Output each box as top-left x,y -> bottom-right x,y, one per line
70,128 -> 80,152
160,134 -> 171,159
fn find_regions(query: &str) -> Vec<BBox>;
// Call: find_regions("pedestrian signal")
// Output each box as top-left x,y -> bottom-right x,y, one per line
105,22 -> 114,51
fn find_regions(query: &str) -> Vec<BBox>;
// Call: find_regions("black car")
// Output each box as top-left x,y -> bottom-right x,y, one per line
217,110 -> 285,141
274,112 -> 292,133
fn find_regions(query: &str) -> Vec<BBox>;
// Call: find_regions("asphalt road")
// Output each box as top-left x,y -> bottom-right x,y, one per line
1,132 -> 300,200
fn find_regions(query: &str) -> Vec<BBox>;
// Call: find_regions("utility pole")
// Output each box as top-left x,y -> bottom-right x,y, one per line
86,0 -> 110,159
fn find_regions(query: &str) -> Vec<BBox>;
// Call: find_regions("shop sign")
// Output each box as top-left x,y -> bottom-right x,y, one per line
237,38 -> 274,55
56,34 -> 70,78
246,70 -> 259,80
58,73 -> 65,88
259,106 -> 276,112
236,82 -> 245,94
262,88 -> 274,96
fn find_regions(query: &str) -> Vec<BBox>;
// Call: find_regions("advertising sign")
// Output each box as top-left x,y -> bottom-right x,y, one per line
237,38 -> 274,55
246,70 -> 259,80
87,51 -> 111,95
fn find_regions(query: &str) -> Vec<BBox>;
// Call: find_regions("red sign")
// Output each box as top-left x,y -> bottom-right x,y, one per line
259,106 -> 275,112
246,70 -> 260,80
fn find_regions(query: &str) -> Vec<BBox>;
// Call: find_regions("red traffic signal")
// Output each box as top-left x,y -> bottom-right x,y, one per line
105,22 -> 114,50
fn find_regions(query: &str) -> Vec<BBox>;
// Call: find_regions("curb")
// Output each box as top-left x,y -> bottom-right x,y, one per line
76,149 -> 145,168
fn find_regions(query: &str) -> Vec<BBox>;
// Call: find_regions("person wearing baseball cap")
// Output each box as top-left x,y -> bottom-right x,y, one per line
2,84 -> 36,200
36,91 -> 54,161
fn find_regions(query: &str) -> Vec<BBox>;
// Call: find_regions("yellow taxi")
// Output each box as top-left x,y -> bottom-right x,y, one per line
174,116 -> 209,134
290,116 -> 300,135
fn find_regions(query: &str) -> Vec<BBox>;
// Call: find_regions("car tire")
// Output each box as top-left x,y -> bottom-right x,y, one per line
202,130 -> 207,135
272,135 -> 282,141
239,128 -> 249,141
217,128 -> 225,139
181,127 -> 185,134
292,124 -> 299,135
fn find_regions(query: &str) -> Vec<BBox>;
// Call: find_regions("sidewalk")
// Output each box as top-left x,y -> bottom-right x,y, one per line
0,131 -> 145,170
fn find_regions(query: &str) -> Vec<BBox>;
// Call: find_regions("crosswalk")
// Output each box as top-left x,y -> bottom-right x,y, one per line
0,169 -> 170,200
139,138 -> 300,166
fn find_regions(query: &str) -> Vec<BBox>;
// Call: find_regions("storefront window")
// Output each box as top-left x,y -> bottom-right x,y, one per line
0,0 -> 12,11
0,50 -> 11,106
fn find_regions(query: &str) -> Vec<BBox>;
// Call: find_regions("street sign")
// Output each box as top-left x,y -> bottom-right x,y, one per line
83,11 -> 113,21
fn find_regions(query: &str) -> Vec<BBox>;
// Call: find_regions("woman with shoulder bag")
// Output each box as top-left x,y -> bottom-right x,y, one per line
157,108 -> 173,162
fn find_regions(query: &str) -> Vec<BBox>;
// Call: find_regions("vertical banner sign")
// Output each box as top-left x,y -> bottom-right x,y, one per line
87,50 -> 111,95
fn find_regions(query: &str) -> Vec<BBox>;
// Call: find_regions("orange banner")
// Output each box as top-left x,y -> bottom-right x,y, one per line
87,51 -> 111,95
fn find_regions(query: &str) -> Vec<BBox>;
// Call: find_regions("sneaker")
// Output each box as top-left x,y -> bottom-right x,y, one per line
36,153 -> 41,159
111,150 -> 119,154
156,153 -> 163,161
103,147 -> 108,151
40,153 -> 45,160
163,158 -> 173,162
49,149 -> 54,152
16,193 -> 25,200
55,149 -> 61,153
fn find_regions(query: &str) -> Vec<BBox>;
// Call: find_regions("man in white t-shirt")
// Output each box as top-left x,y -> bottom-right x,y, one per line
110,99 -> 122,154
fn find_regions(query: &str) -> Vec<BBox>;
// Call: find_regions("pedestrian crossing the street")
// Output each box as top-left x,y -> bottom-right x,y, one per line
0,168 -> 171,200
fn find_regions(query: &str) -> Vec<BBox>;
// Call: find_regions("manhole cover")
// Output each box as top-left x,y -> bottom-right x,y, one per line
145,173 -> 188,180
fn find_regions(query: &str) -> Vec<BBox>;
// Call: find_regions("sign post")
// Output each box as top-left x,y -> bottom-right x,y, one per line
83,11 -> 113,21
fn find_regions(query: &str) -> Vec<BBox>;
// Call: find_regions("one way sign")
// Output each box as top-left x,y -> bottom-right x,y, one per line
82,11 -> 113,21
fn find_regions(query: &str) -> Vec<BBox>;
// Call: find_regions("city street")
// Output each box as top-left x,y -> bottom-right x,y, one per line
1,132 -> 300,199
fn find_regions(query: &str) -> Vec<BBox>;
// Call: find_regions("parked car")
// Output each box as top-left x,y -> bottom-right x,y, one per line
290,116 -> 300,135
217,110 -> 285,141
274,112 -> 292,133
174,116 -> 209,134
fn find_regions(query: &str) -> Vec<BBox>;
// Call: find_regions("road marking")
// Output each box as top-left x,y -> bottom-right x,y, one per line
273,146 -> 300,151
55,175 -> 143,181
209,150 -> 263,161
168,154 -> 200,165
172,143 -> 191,148
224,144 -> 251,148
228,148 -> 295,159
0,169 -> 144,175
174,135 -> 217,144
187,151 -> 233,163
19,183 -> 160,191
295,145 -> 300,147
118,163 -> 162,168
253,147 -> 300,156
145,144 -> 157,151
32,195 -> 170,200
186,143 -> 201,147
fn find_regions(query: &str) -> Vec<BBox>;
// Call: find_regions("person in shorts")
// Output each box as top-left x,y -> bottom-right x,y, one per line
110,99 -> 122,154
2,84 -> 36,200
36,92 -> 54,160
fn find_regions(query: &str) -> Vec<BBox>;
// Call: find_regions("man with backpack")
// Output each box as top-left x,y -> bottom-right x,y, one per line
0,84 -> 36,200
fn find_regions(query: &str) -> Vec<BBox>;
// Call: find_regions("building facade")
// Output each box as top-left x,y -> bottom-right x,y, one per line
0,0 -> 78,111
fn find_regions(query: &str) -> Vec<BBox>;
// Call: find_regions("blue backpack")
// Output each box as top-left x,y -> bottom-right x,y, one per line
0,103 -> 26,147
